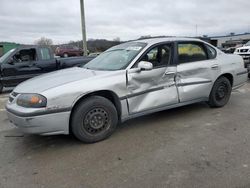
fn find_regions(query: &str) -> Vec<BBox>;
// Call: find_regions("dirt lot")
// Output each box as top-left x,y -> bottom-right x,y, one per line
0,82 -> 250,188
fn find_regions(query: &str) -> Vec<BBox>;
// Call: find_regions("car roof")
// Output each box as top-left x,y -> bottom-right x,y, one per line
134,37 -> 203,45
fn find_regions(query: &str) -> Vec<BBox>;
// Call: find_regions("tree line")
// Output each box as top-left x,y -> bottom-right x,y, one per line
34,37 -> 122,53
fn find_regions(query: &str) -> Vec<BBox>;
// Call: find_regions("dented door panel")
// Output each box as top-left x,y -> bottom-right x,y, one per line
127,67 -> 178,114
176,61 -> 217,102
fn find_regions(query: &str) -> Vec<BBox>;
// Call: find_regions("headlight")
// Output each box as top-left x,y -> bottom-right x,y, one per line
17,94 -> 47,108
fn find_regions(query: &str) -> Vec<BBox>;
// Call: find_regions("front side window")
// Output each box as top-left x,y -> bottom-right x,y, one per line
13,49 -> 37,63
139,44 -> 172,68
84,42 -> 147,71
178,43 -> 207,64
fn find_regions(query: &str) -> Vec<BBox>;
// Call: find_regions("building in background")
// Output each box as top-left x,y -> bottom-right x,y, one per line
210,33 -> 250,49
0,42 -> 20,57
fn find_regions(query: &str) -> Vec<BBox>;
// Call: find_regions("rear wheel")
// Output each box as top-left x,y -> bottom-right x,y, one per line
208,77 -> 232,108
63,53 -> 69,58
71,96 -> 118,143
0,83 -> 3,94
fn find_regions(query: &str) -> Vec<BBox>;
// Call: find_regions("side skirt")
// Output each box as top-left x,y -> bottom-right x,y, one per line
232,83 -> 246,90
121,98 -> 208,122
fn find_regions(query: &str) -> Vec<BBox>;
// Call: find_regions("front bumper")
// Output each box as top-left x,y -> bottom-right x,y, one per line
6,104 -> 71,136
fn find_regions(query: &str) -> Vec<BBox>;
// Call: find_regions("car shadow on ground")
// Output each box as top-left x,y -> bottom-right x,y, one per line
120,102 -> 208,130
3,102 -> 209,152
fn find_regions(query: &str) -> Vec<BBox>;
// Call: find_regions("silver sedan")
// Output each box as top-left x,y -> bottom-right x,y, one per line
6,38 -> 248,143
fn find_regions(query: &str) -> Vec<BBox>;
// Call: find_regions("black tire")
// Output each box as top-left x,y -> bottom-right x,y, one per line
208,77 -> 232,108
71,96 -> 118,143
0,83 -> 3,94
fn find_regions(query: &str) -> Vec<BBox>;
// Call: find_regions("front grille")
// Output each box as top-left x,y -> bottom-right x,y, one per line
9,92 -> 19,103
12,92 -> 19,97
9,96 -> 14,103
240,49 -> 249,53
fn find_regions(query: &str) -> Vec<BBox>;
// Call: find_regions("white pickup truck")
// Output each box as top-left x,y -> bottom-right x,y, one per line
234,41 -> 250,77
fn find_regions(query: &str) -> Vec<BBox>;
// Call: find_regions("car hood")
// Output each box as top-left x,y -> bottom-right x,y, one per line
14,67 -> 109,93
237,46 -> 250,50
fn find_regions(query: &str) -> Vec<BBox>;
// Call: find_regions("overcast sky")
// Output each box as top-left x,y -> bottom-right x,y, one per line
0,0 -> 249,44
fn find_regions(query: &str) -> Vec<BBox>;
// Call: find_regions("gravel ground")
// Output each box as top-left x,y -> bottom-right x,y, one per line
0,82 -> 250,188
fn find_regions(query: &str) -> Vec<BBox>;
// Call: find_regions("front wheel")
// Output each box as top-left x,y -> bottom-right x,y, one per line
208,77 -> 232,108
71,96 -> 118,143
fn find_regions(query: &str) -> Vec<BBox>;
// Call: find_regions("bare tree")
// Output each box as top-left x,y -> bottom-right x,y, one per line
34,37 -> 53,46
113,37 -> 121,42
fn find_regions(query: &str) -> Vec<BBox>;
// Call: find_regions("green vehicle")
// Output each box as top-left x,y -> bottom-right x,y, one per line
0,42 -> 20,57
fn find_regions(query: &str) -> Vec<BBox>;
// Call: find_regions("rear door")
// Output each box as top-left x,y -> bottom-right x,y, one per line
34,47 -> 57,73
127,43 -> 179,114
176,41 -> 219,102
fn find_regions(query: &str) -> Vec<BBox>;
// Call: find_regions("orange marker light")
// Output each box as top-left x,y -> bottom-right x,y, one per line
30,96 -> 40,104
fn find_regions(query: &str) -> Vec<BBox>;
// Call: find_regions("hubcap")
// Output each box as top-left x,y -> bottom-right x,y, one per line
83,108 -> 110,135
215,82 -> 228,101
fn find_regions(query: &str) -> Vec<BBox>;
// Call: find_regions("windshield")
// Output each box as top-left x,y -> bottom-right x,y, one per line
245,41 -> 250,46
84,42 -> 147,71
0,49 -> 15,63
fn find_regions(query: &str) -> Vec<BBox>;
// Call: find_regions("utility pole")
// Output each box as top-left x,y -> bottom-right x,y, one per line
195,24 -> 198,37
80,0 -> 88,56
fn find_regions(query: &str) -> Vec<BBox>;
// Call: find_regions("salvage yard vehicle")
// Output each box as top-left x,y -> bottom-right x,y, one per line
0,46 -> 94,93
234,41 -> 250,77
55,46 -> 84,58
6,38 -> 248,143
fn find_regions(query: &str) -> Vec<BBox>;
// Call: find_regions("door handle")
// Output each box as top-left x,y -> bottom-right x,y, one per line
165,71 -> 176,75
211,64 -> 219,70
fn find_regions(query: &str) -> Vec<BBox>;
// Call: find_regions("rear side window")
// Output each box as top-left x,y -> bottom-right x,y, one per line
40,48 -> 51,60
178,43 -> 208,64
205,44 -> 217,59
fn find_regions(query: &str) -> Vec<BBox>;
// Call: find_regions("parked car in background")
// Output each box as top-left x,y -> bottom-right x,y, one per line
55,46 -> 83,58
234,41 -> 250,76
6,38 -> 248,143
0,45 -> 94,93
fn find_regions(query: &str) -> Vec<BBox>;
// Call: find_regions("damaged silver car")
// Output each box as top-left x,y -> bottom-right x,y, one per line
6,38 -> 248,143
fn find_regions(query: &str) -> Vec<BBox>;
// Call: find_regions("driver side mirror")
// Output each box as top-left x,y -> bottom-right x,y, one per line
7,57 -> 14,65
138,61 -> 153,71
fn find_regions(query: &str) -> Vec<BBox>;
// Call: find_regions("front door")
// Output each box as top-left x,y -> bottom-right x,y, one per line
1,48 -> 40,86
127,43 -> 179,114
176,42 -> 219,102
